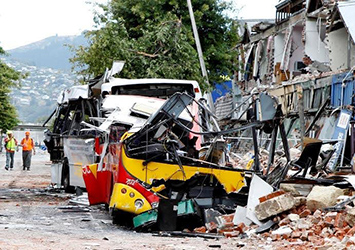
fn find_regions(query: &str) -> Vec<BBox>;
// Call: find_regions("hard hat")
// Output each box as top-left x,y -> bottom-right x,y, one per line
25,131 -> 30,135
6,130 -> 12,135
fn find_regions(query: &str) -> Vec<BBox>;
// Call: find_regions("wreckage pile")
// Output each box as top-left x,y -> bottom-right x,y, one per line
191,184 -> 355,248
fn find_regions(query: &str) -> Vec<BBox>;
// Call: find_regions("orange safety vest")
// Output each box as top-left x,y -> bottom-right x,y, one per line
21,138 -> 34,151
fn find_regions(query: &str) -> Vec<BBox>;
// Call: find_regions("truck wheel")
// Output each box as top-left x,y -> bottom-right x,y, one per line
62,160 -> 75,193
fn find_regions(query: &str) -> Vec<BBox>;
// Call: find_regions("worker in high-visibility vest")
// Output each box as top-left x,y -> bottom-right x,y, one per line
4,131 -> 18,170
20,131 -> 35,171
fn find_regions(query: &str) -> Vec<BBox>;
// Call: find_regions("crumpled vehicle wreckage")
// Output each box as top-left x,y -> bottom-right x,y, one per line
82,89 -> 294,231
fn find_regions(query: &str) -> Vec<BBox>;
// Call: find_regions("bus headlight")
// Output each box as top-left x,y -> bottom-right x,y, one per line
134,199 -> 144,209
151,202 -> 159,209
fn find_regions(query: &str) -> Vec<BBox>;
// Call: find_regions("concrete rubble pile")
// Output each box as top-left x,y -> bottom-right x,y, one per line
189,177 -> 355,248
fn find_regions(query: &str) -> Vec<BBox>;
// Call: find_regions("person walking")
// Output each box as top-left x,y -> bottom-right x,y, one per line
4,131 -> 18,170
21,131 -> 35,171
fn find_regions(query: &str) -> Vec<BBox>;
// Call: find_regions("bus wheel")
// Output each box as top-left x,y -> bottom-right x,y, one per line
62,160 -> 75,193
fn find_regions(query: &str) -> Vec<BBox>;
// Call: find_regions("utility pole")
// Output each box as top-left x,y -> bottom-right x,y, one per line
187,0 -> 208,82
187,0 -> 215,111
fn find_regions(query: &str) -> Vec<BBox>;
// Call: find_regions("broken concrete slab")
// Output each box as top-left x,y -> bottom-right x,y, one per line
280,183 -> 313,197
254,193 -> 296,221
306,186 -> 344,212
246,174 -> 274,225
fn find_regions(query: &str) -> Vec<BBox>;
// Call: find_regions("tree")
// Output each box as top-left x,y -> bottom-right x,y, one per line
0,47 -> 26,132
70,0 -> 240,91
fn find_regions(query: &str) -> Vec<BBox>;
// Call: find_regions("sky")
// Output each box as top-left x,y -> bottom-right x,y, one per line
0,0 -> 280,50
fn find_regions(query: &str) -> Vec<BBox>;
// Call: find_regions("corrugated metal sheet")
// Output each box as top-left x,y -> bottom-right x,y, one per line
338,1 -> 355,42
331,72 -> 355,107
214,94 -> 233,120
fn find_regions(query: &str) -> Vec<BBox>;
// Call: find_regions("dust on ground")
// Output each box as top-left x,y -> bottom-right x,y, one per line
0,150 -> 286,250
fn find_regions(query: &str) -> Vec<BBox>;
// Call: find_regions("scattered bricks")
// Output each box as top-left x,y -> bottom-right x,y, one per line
300,230 -> 309,241
316,244 -> 333,250
255,193 -> 296,220
271,234 -> 281,241
306,186 -> 344,212
223,222 -> 235,229
262,232 -> 271,238
288,213 -> 300,222
223,231 -> 240,238
312,225 -> 322,236
335,229 -> 346,241
310,215 -> 321,224
334,212 -> 347,229
234,223 -> 246,234
271,226 -> 293,235
221,213 -> 234,223
320,232 -> 330,239
317,220 -> 327,229
294,197 -> 307,207
324,216 -> 334,227
216,213 -> 234,228
347,241 -> 355,248
342,235 -> 352,246
217,227 -> 234,234
296,218 -> 312,230
206,221 -> 218,232
259,190 -> 285,203
279,217 -> 291,226
289,207 -> 298,214
299,209 -> 311,218
346,227 -> 355,236
193,226 -> 206,233
343,225 -> 351,234
346,207 -> 355,227
308,235 -> 324,246
321,227 -> 332,238
291,230 -> 302,238
281,234 -> 290,240
307,230 -> 314,237
307,235 -> 316,243
314,237 -> 325,246
325,211 -> 338,220
313,209 -> 323,219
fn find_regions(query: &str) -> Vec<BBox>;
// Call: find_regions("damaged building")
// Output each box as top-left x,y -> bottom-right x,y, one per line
42,1 -> 355,247
215,0 -> 355,174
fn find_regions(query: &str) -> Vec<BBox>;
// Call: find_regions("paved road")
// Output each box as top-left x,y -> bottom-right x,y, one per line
0,150 -> 251,249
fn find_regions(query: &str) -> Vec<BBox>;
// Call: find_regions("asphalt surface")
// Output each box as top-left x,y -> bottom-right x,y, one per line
0,150 -> 254,250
